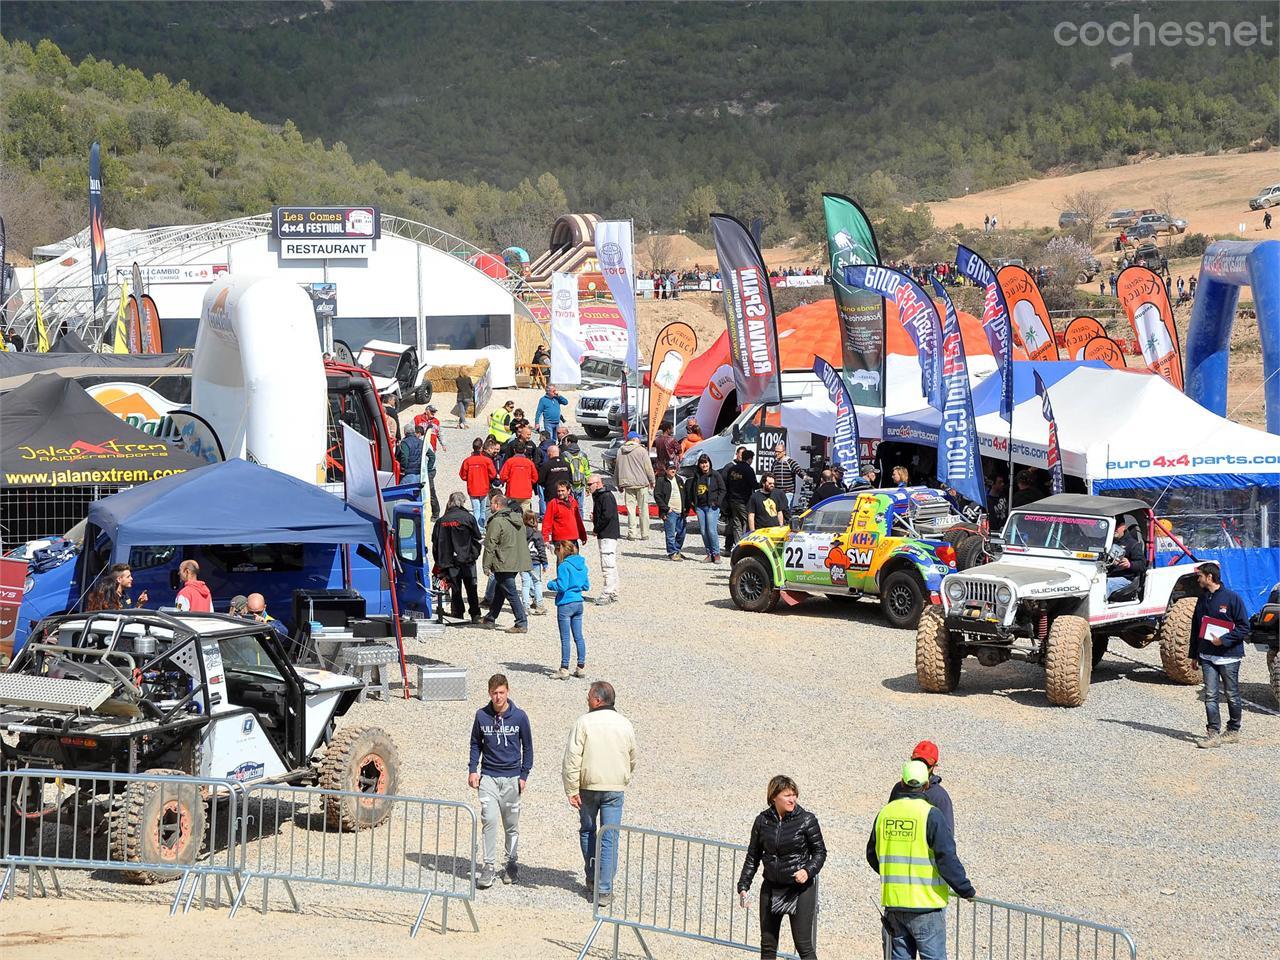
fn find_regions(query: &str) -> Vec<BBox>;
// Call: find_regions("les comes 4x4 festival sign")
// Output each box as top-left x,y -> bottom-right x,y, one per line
273,206 -> 381,259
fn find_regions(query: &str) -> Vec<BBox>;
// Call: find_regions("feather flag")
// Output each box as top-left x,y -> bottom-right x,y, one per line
1033,370 -> 1065,495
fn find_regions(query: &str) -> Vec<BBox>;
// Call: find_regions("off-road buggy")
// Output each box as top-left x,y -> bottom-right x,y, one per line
0,610 -> 400,881
916,495 -> 1204,706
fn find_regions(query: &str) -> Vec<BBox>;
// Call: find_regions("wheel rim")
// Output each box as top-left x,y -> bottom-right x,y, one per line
356,753 -> 389,808
152,799 -> 192,861
737,567 -> 765,602
886,583 -> 916,620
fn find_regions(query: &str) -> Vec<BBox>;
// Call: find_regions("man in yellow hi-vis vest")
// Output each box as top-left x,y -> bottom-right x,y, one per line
867,761 -> 975,960
488,400 -> 515,443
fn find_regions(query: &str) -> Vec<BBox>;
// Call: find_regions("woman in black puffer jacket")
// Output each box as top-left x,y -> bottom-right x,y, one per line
737,775 -> 827,959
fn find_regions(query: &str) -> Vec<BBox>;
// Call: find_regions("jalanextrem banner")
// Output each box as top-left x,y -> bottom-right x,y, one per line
710,213 -> 782,408
823,194 -> 885,407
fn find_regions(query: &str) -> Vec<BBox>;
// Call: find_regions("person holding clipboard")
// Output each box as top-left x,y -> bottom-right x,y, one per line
1190,563 -> 1251,748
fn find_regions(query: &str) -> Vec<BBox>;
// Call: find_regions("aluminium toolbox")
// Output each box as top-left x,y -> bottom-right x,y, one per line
416,663 -> 467,701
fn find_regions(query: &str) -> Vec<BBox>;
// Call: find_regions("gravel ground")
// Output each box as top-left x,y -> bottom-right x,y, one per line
5,385 -> 1277,959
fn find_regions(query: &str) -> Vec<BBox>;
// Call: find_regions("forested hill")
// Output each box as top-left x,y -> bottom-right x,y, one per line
2,1 -> 1276,248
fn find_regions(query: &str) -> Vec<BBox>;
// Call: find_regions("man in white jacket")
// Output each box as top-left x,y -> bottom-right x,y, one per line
562,680 -> 637,905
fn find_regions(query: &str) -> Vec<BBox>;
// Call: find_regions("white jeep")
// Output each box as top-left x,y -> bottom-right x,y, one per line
915,494 -> 1204,707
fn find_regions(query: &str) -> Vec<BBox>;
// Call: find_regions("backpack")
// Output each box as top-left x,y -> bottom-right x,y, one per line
567,450 -> 589,488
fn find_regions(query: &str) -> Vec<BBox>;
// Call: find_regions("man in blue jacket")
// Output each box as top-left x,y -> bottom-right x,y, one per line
1190,563 -> 1251,748
468,674 -> 534,887
534,385 -> 569,434
887,740 -> 954,833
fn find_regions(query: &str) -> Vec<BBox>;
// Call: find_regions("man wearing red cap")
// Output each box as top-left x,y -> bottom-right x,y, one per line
888,740 -> 954,832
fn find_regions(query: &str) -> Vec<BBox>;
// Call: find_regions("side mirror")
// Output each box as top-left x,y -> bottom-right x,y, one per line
790,516 -> 803,532
986,535 -> 1004,555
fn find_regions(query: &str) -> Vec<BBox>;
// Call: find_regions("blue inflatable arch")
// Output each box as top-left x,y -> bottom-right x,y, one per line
1185,239 -> 1280,435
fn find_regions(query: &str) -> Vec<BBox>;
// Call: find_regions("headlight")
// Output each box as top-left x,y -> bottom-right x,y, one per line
945,580 -> 966,602
996,585 -> 1013,605
607,402 -> 619,413
24,576 -> 34,593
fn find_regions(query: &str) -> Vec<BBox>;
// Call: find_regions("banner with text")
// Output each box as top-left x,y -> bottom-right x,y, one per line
647,322 -> 699,447
812,355 -> 861,479
843,264 -> 943,411
550,271 -> 583,386
1063,315 -> 1106,359
1117,266 -> 1183,390
997,265 -> 1058,361
711,213 -> 783,408
593,220 -> 639,373
88,141 -> 109,320
956,245 -> 1014,422
932,278 -> 985,507
1033,370 -> 1065,495
823,193 -> 885,407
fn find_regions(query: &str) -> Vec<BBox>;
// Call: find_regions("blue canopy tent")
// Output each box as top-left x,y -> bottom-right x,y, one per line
88,458 -> 382,559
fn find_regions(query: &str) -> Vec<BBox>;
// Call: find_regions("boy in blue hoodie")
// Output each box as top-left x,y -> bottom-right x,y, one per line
548,540 -> 590,680
468,674 -> 533,888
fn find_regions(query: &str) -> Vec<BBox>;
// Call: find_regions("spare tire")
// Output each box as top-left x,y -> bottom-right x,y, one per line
1158,597 -> 1201,685
955,536 -> 986,571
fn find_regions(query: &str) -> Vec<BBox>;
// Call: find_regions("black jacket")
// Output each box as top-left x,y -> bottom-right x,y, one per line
525,524 -> 548,567
685,469 -> 726,509
654,473 -> 690,517
431,506 -> 482,569
811,481 -> 843,505
591,487 -> 621,540
1110,527 -> 1147,582
455,374 -> 474,403
737,805 -> 827,892
722,460 -> 759,503
538,456 -> 573,497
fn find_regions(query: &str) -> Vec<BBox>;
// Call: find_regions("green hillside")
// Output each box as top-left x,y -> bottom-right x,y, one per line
2,1 -> 1276,256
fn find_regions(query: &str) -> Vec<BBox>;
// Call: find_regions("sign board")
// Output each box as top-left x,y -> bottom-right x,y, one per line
0,556 -> 27,666
280,238 -> 373,260
115,264 -> 228,285
755,426 -> 787,480
273,206 -> 381,240
305,283 -> 337,319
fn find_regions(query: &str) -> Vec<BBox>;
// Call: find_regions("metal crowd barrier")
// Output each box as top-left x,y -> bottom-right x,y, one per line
946,895 -> 1138,960
576,823 -> 809,960
232,782 -> 478,938
0,768 -> 242,915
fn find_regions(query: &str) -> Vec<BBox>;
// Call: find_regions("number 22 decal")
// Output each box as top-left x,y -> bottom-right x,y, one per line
784,545 -> 804,568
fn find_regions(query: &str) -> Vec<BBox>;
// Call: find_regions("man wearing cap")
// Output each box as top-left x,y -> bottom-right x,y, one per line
614,431 -> 655,541
888,741 -> 954,833
851,462 -> 881,490
868,760 -> 975,960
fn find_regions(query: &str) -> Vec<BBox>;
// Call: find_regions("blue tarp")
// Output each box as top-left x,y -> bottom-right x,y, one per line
88,458 -> 382,561
885,360 -> 1106,444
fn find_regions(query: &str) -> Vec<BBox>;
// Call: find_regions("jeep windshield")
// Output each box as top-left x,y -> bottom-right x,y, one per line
364,352 -> 402,378
1003,512 -> 1110,557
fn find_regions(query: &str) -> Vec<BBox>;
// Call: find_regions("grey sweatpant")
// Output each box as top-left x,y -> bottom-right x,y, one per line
478,775 -> 521,866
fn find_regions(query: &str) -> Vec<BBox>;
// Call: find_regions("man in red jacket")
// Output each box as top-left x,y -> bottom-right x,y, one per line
460,437 -> 499,526
499,445 -> 539,513
542,481 -> 588,552
174,560 -> 213,613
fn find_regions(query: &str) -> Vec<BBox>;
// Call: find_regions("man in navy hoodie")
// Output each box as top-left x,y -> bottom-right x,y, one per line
887,740 -> 954,832
1190,563 -> 1251,748
468,674 -> 534,887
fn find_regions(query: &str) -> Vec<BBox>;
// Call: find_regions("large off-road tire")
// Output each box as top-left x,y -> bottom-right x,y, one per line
110,769 -> 206,884
915,607 -> 961,693
584,425 -> 610,440
1044,616 -> 1092,707
1267,650 -> 1279,708
318,726 -> 401,831
955,536 -> 985,571
880,569 -> 925,628
1158,597 -> 1202,685
1091,634 -> 1109,669
942,528 -> 971,549
728,555 -> 780,613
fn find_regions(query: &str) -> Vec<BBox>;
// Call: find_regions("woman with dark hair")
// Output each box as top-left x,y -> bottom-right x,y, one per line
685,453 -> 725,563
737,775 -> 826,960
85,563 -> 147,611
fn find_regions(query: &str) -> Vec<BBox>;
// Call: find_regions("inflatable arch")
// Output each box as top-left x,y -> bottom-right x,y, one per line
1185,239 -> 1280,435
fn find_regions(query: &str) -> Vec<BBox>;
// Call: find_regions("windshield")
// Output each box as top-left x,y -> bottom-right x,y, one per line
1004,512 -> 1110,553
365,352 -> 401,378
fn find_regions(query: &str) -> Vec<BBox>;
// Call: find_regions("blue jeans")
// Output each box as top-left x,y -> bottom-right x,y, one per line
1106,575 -> 1135,598
695,505 -> 720,558
557,600 -> 586,668
578,789 -> 624,894
486,572 -> 526,627
471,496 -> 488,527
662,511 -> 687,556
574,489 -> 588,516
402,472 -> 420,487
885,907 -> 948,960
1201,658 -> 1242,732
520,563 -> 544,610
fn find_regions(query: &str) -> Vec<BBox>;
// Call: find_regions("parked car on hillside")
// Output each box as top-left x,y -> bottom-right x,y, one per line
1106,209 -> 1138,230
1133,213 -> 1174,237
1058,211 -> 1086,229
1248,184 -> 1280,210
